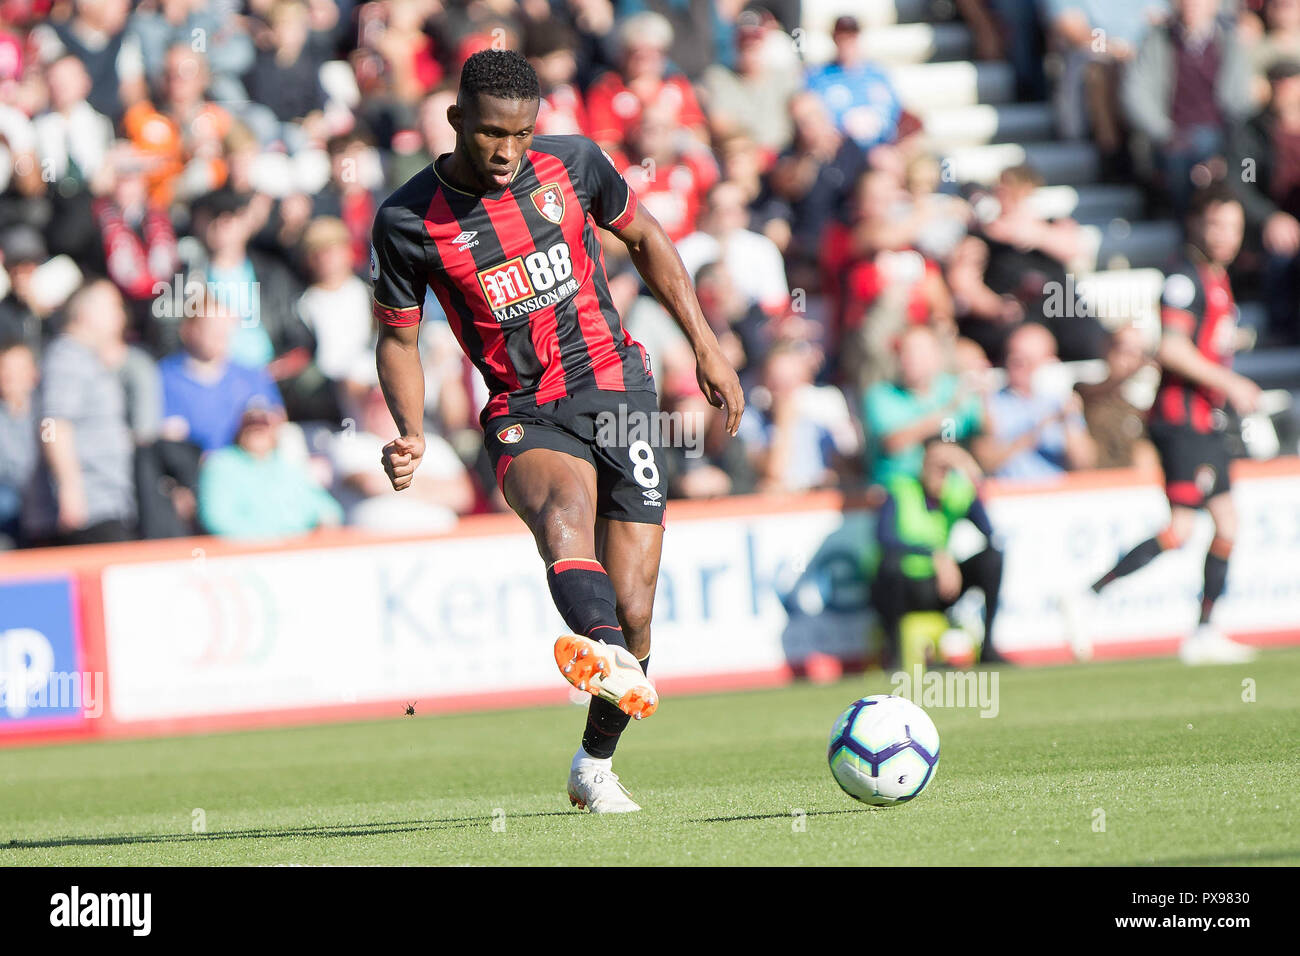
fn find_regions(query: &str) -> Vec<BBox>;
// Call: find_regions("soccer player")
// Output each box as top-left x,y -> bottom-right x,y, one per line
1067,185 -> 1261,664
370,50 -> 743,812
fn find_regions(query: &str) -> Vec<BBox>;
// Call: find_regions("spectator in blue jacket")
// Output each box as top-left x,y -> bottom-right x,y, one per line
158,302 -> 283,455
805,16 -> 903,152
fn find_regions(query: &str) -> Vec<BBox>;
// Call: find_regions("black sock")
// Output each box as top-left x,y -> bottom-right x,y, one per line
582,698 -> 630,759
546,558 -> 627,649
581,653 -> 649,761
1201,551 -> 1229,625
1092,537 -> 1164,592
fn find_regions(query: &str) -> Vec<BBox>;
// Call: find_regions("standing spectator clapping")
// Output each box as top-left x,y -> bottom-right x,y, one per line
974,322 -> 1098,480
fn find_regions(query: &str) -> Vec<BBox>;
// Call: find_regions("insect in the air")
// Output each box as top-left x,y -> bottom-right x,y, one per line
403,701 -> 417,716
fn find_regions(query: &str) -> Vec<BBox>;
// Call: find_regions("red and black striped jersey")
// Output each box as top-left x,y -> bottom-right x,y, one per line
1151,253 -> 1238,433
370,134 -> 654,424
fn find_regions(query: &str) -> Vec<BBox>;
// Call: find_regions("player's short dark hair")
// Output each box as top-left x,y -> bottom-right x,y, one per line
1186,183 -> 1241,221
458,49 -> 540,105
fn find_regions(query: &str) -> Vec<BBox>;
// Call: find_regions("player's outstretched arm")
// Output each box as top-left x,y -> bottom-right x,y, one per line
1156,331 -> 1261,415
376,321 -> 427,491
612,205 -> 745,435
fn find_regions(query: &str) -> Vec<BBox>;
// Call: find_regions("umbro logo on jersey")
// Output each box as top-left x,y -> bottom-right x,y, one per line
642,489 -> 662,502
453,230 -> 479,250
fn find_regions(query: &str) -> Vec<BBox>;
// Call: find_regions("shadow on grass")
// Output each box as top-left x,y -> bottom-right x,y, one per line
693,809 -> 865,823
1,811 -> 575,851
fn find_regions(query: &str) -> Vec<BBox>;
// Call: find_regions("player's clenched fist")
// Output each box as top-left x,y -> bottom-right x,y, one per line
381,435 -> 425,491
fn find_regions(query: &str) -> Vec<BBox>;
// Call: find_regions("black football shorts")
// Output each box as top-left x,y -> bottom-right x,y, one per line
484,388 -> 667,526
1149,421 -> 1232,508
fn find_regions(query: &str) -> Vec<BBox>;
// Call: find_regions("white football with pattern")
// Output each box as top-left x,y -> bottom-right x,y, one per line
827,695 -> 940,806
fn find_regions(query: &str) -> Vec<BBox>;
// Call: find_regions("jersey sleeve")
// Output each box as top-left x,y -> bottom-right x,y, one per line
370,203 -> 425,328
577,137 -> 639,231
1159,266 -> 1204,338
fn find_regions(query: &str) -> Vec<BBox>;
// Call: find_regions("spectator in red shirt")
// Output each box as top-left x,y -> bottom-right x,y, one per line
619,103 -> 718,242
584,11 -> 707,153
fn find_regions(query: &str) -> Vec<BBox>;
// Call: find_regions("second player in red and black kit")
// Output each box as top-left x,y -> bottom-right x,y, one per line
1147,233 -> 1242,506
1085,185 -> 1261,663
373,50 -> 744,811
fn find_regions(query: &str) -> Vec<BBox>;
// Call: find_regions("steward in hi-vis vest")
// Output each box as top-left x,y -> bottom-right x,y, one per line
870,440 -> 1006,664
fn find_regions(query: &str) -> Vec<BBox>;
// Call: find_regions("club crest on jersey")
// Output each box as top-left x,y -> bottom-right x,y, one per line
531,183 -> 565,224
497,424 -> 525,444
1195,464 -> 1217,496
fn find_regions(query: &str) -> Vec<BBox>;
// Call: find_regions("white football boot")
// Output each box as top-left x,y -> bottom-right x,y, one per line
567,751 -> 642,813
553,634 -> 658,719
1059,588 -> 1097,662
1179,625 -> 1258,665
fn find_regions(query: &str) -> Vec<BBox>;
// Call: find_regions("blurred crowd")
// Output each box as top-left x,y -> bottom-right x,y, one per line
0,0 -> 1287,548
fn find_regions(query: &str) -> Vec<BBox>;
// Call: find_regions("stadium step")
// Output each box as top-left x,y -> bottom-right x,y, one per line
808,21 -> 972,65
1235,344 -> 1300,391
1091,220 -> 1183,271
866,22 -> 973,63
940,139 -> 1098,186
889,60 -> 1016,111
801,0 -> 940,33
922,102 -> 1056,149
1030,184 -> 1147,224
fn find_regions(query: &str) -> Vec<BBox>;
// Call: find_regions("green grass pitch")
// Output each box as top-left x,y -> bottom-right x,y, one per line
3,649 -> 1298,866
